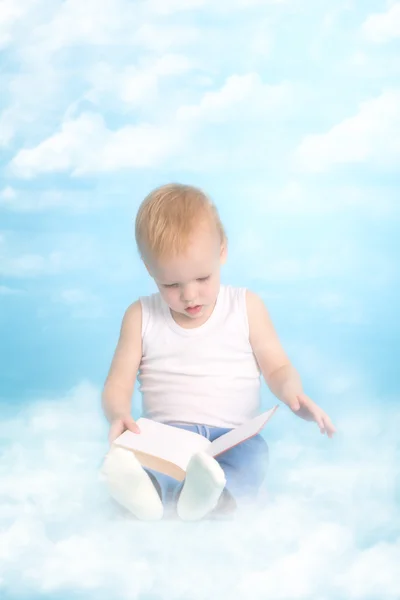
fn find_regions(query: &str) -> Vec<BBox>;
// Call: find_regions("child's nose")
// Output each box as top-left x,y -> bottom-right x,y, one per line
181,283 -> 197,303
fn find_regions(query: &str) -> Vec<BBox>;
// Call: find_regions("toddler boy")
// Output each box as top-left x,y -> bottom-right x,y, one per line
101,184 -> 335,521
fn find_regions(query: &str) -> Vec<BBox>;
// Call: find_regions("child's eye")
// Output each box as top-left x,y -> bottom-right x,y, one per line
197,276 -> 210,282
163,283 -> 179,288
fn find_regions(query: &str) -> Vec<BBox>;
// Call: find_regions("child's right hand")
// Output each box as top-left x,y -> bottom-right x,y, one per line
108,415 -> 140,445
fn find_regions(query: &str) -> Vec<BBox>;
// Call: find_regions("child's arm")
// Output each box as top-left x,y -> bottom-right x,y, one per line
102,300 -> 143,442
246,290 -> 336,437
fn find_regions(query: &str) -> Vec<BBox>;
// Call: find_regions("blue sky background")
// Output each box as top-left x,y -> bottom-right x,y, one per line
0,1 -> 399,599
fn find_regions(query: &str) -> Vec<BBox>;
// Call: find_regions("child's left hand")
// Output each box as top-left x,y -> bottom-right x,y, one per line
288,393 -> 336,438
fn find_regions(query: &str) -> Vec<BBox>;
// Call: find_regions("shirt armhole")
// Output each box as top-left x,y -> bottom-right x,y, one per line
139,296 -> 150,339
238,287 -> 250,338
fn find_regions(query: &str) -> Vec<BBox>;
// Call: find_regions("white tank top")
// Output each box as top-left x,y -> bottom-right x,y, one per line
137,284 -> 261,428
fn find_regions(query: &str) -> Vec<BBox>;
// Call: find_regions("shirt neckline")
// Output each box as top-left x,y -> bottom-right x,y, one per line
161,285 -> 224,336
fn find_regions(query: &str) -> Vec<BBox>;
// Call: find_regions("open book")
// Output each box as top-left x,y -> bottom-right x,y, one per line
112,405 -> 278,481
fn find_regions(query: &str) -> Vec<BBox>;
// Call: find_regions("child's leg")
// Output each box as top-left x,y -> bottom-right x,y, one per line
176,451 -> 226,521
103,423 -> 268,521
102,424 -> 223,521
142,467 -> 183,517
141,423 -> 212,519
101,447 -> 163,520
161,423 -> 227,521
166,423 -> 269,519
212,431 -> 269,512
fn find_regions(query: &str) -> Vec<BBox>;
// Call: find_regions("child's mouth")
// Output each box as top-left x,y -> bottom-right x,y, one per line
185,305 -> 202,315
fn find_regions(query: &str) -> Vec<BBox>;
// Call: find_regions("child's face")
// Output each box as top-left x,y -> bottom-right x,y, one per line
145,226 -> 227,322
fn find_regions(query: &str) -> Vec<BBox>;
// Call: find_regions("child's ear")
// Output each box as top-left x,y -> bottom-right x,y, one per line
220,244 -> 228,265
143,260 -> 152,275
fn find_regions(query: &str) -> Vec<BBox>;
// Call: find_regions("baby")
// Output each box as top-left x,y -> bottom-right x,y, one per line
101,183 -> 336,521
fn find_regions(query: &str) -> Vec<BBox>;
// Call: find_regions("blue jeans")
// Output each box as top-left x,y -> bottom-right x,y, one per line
144,422 -> 269,517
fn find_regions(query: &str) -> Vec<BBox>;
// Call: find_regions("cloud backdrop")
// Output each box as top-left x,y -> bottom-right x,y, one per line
0,1 -> 399,598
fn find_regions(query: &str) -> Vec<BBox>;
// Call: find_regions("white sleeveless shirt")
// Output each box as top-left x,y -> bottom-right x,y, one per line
137,284 -> 261,428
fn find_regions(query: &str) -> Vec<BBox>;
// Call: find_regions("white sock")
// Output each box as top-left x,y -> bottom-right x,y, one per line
101,447 -> 163,521
177,452 -> 226,521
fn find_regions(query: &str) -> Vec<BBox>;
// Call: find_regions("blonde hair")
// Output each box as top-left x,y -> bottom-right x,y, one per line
135,183 -> 227,259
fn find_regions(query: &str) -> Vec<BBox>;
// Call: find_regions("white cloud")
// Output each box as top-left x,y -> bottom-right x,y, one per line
341,542 -> 400,599
296,90 -> 400,172
310,291 -> 366,325
234,230 -> 340,282
0,108 -> 15,147
10,112 -> 188,177
0,252 -> 45,277
152,53 -> 193,77
0,252 -> 63,277
0,0 -> 284,160
0,233 -> 96,277
245,180 -> 399,217
176,73 -> 291,124
144,0 -> 208,14
0,382 -> 399,598
239,523 -> 354,599
22,0 -> 200,53
85,54 -> 192,110
0,0 -> 204,57
31,0 -> 137,52
9,112 -> 106,177
349,50 -> 369,68
231,0 -> 287,5
144,0 -> 287,14
0,0 -> 38,49
0,1 -> 199,148
10,75 -> 292,177
0,1 -> 20,47
0,187 -> 93,212
347,48 -> 400,80
58,288 -> 91,305
134,22 -> 200,52
362,3 -> 400,43
0,60 -> 66,148
231,221 -> 398,296
0,285 -> 23,295
0,186 -> 17,200
55,288 -> 104,319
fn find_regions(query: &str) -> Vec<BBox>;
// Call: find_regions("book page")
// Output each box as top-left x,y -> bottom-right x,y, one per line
206,406 -> 278,458
113,418 -> 211,472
